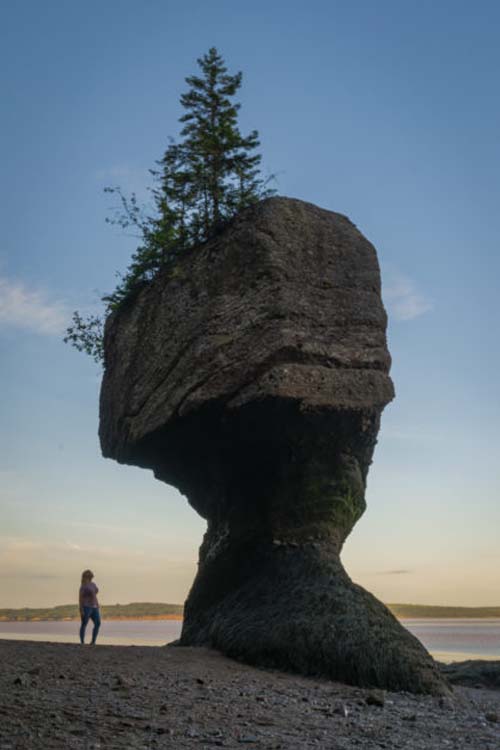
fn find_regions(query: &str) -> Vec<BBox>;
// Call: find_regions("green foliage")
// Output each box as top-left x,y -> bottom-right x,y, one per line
176,46 -> 272,234
65,47 -> 274,362
63,312 -> 104,364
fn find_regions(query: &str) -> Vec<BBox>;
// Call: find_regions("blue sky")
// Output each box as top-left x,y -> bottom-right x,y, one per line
1,0 -> 499,608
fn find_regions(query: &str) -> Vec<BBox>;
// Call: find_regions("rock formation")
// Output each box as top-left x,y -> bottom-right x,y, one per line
99,197 -> 449,695
440,660 -> 500,689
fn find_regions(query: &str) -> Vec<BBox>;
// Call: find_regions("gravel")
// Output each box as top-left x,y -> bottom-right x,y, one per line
0,640 -> 499,749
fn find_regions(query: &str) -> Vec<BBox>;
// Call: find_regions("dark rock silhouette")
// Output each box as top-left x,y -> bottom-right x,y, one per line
100,197 -> 449,695
440,660 -> 500,689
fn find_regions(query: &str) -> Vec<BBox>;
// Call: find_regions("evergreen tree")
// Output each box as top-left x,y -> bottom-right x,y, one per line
65,48 -> 274,362
177,47 -> 268,236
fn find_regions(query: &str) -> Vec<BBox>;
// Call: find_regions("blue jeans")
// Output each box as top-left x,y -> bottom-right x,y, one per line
80,606 -> 101,644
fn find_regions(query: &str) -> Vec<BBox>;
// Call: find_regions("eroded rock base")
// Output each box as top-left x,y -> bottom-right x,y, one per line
181,543 -> 449,695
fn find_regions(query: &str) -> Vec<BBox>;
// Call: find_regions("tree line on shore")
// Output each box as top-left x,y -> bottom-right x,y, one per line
2,602 -> 499,622
0,602 -> 184,621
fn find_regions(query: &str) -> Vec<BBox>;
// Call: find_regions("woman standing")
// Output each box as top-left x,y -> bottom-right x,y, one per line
79,569 -> 101,645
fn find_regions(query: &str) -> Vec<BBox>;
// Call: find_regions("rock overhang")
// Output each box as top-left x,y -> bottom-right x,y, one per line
99,196 -> 394,467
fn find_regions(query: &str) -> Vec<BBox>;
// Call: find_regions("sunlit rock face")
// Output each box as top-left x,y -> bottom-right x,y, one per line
99,197 -> 449,695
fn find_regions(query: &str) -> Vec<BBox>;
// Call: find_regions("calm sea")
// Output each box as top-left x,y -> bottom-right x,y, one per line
1,619 -> 499,662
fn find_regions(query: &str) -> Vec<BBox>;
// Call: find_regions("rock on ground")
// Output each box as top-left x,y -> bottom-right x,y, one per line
441,660 -> 500,690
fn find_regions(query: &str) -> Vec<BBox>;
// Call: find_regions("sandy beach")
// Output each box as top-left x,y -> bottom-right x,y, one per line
0,639 -> 499,750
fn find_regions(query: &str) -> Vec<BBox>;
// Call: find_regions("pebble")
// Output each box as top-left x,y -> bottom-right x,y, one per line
438,696 -> 455,711
114,673 -> 133,689
332,702 -> 349,718
13,674 -> 29,687
365,690 -> 386,707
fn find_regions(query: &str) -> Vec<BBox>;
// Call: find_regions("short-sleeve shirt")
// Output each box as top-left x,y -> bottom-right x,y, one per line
80,582 -> 99,608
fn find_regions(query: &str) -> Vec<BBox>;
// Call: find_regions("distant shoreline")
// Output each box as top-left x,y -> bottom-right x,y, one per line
1,602 -> 500,622
0,615 -> 184,623
387,604 -> 500,619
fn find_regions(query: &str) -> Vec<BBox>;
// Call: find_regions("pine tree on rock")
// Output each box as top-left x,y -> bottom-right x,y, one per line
65,47 -> 273,361
177,47 -> 268,238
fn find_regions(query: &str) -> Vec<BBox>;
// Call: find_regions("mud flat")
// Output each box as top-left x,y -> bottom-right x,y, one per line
1,640 -> 499,749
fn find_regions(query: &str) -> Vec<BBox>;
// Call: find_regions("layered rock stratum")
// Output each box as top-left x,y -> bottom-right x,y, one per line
99,197 -> 448,694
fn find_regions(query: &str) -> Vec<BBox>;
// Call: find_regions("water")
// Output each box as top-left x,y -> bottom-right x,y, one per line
0,619 -> 182,646
402,618 -> 500,662
1,618 -> 499,662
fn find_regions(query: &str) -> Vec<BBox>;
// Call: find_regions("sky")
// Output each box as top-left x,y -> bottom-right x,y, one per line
1,0 -> 499,608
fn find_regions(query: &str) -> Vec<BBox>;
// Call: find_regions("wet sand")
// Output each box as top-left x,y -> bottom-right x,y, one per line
0,639 -> 499,749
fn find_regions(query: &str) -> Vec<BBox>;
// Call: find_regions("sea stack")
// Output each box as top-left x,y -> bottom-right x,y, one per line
99,197 -> 449,695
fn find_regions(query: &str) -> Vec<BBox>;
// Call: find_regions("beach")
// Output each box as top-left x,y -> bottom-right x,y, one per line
1,639 -> 499,749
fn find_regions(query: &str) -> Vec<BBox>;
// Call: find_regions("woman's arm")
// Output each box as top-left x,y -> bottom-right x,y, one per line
79,588 -> 84,617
